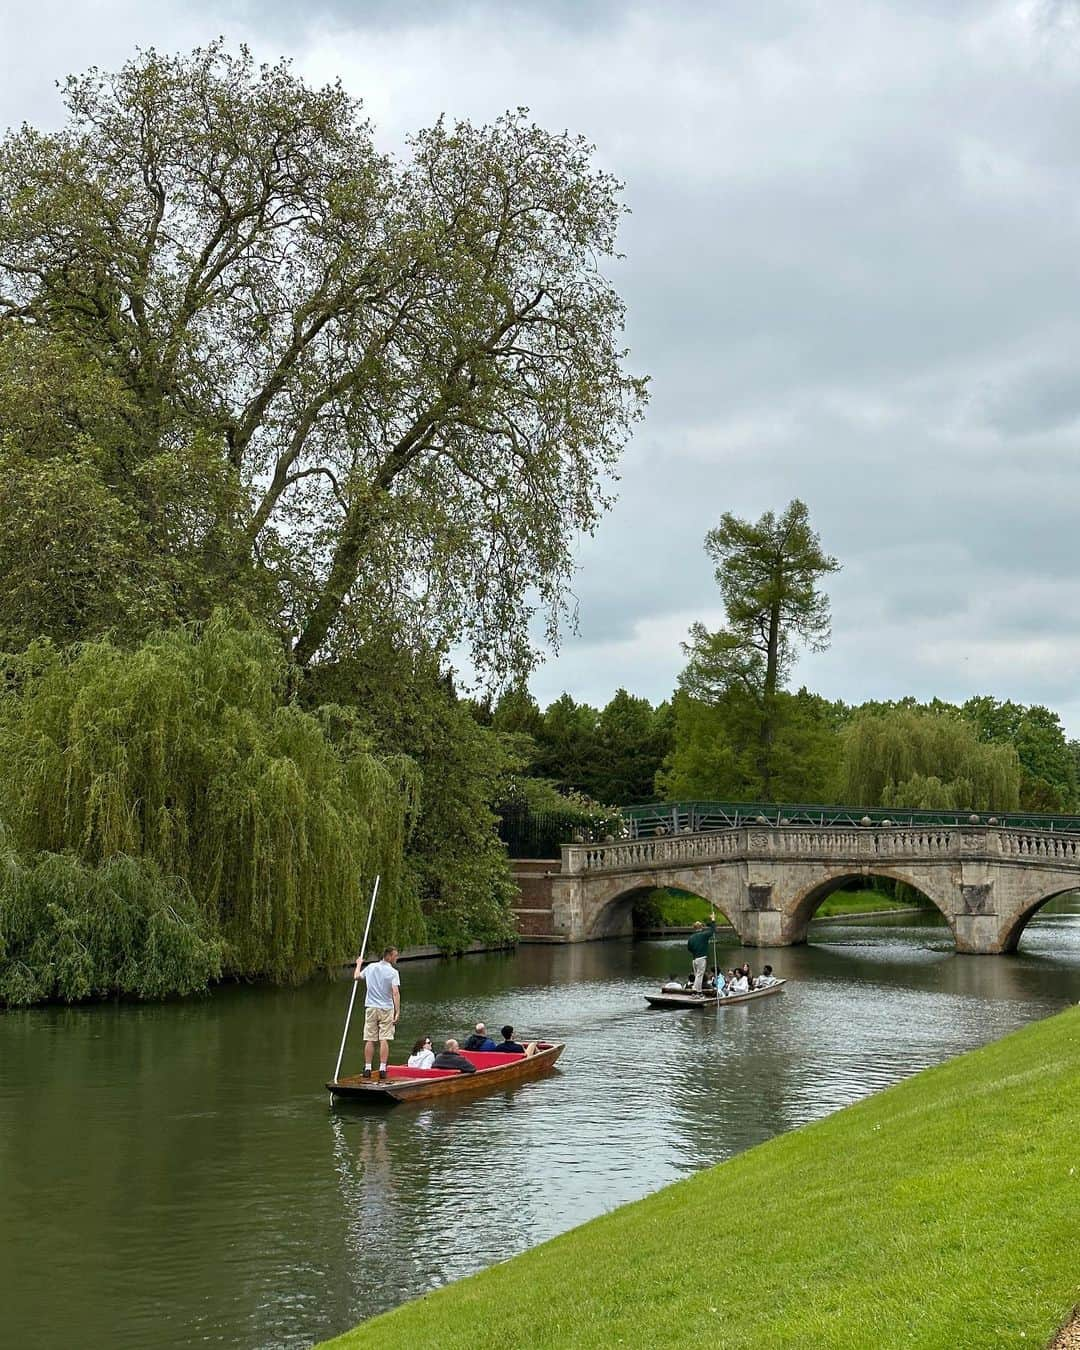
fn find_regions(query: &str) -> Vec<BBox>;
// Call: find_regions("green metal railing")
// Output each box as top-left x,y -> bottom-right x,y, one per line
618,800 -> 1080,837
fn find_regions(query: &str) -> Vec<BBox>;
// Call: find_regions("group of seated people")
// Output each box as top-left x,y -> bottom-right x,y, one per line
406,1023 -> 537,1074
663,963 -> 779,996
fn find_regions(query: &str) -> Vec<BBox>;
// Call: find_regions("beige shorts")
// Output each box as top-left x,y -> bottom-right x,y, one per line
363,1006 -> 396,1040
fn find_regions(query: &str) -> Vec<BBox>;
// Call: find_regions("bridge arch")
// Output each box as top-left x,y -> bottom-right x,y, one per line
583,873 -> 745,942
998,885 -> 1080,953
785,869 -> 956,946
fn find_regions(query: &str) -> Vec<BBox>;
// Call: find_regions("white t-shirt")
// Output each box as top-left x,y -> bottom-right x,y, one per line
730,975 -> 749,994
407,1049 -> 435,1069
360,959 -> 400,1009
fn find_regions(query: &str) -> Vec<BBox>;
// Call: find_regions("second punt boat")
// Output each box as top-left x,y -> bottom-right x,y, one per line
644,979 -> 787,1010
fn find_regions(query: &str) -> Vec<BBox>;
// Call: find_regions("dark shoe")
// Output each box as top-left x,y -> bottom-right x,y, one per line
378,1068 -> 388,1081
362,1068 -> 372,1080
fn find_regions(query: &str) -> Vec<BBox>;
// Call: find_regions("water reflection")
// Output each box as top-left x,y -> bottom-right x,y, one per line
1,904 -> 1077,1349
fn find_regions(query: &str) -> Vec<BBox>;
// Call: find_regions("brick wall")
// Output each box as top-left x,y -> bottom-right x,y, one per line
509,857 -> 563,941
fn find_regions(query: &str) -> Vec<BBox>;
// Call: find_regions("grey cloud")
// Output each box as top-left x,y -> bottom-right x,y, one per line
978,365 -> 1080,437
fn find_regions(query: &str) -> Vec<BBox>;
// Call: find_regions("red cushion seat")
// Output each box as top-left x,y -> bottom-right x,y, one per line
385,1066 -> 459,1079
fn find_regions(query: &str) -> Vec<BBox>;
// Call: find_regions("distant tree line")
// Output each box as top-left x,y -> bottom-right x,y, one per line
505,498 -> 1080,817
487,683 -> 1079,818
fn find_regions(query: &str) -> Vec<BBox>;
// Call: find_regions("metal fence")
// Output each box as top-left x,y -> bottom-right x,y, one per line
496,802 -> 591,858
618,799 -> 1080,837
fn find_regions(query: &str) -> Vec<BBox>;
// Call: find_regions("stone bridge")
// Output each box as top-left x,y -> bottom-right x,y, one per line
547,823 -> 1080,953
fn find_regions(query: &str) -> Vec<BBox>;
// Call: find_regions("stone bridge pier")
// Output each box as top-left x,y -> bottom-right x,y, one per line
547,824 -> 1080,953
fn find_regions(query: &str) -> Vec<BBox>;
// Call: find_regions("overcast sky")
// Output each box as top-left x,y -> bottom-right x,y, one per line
5,1 -> 1080,727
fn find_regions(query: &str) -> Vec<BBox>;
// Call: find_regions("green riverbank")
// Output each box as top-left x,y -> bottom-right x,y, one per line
642,887 -> 926,929
323,1005 -> 1080,1349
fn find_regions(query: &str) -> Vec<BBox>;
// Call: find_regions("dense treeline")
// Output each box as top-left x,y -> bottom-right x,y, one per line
488,493 -> 1077,817
481,687 -> 673,806
498,686 -> 1080,815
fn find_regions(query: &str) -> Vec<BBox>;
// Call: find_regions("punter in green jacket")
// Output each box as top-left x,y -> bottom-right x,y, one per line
687,914 -> 717,991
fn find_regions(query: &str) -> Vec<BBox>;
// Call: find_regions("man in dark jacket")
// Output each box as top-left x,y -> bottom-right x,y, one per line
433,1039 -> 477,1073
687,912 -> 717,991
493,1025 -> 525,1053
463,1022 -> 497,1051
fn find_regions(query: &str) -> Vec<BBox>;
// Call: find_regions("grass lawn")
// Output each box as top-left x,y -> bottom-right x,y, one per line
322,1006 -> 1080,1350
812,888 -> 931,918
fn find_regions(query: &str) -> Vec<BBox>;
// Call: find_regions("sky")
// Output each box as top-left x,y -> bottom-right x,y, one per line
5,1 -> 1080,727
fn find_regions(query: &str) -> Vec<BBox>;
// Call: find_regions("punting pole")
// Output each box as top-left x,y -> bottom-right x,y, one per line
712,934 -> 719,1011
330,874 -> 381,1098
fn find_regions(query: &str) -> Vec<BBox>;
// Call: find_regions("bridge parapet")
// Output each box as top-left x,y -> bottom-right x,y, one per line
552,823 -> 1080,953
562,823 -> 1080,876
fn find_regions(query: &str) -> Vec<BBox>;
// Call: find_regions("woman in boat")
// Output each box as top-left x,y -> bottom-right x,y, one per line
729,969 -> 750,995
407,1036 -> 436,1069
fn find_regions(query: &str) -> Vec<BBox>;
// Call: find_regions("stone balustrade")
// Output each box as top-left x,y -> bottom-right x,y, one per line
550,823 -> 1080,953
562,823 -> 1080,876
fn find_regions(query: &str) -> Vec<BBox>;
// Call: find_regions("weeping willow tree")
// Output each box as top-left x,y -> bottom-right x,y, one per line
0,832 -> 224,1005
0,616 -> 422,987
842,708 -> 1020,811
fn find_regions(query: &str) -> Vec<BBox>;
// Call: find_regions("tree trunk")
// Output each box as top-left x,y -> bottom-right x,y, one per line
758,595 -> 782,798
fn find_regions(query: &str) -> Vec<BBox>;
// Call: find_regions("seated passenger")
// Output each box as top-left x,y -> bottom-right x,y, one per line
712,968 -> 727,995
729,971 -> 750,994
738,961 -> 753,984
463,1022 -> 497,1051
407,1036 -> 435,1069
754,964 -> 778,988
433,1039 -> 477,1074
493,1024 -> 526,1053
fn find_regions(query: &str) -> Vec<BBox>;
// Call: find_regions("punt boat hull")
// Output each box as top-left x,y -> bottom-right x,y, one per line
644,980 -> 786,1010
327,1041 -> 565,1104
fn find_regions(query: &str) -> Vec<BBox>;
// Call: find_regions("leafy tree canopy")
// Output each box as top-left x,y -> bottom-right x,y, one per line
842,707 -> 1020,812
685,499 -> 839,795
304,641 -> 520,951
960,696 -> 1077,811
658,686 -> 844,804
0,616 -> 421,982
0,43 -> 647,676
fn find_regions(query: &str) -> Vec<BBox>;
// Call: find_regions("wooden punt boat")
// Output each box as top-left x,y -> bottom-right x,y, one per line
644,979 -> 787,1010
327,1042 -> 565,1104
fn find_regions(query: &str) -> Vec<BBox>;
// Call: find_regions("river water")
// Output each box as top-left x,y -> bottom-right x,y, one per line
3,905 -> 1079,1350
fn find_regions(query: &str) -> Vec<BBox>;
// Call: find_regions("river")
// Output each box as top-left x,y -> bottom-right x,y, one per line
2,904 -> 1079,1350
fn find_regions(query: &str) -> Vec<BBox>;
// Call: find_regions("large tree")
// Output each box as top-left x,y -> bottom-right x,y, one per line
0,44 -> 646,674
682,499 -> 839,796
961,696 -> 1078,812
657,684 -> 845,804
842,707 -> 1020,811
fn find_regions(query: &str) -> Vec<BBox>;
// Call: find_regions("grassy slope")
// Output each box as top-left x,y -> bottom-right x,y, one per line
323,1007 -> 1080,1350
812,889 -> 929,917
